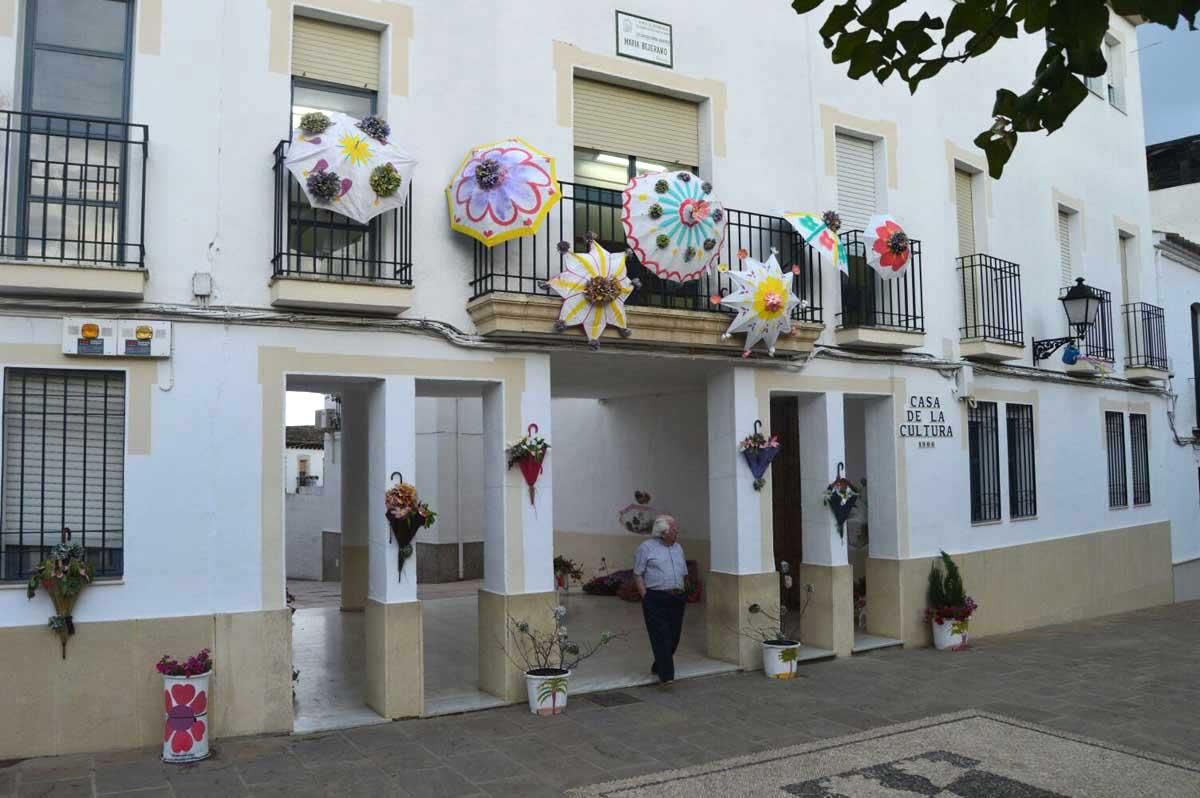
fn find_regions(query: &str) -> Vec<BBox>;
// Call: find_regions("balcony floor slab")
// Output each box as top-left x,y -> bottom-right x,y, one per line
269,275 -> 413,316
0,259 -> 145,301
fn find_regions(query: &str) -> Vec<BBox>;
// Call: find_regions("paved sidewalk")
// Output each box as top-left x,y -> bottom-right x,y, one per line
3,601 -> 1197,798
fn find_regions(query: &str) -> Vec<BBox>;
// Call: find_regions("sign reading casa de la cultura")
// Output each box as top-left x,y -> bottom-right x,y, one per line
615,11 -> 673,67
899,394 -> 955,439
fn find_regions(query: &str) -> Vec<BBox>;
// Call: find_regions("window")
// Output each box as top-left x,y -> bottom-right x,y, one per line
1056,209 -> 1074,285
835,132 -> 878,232
291,16 -> 380,91
968,401 -> 1001,523
1,369 -> 125,581
1130,413 -> 1150,505
1105,411 -> 1128,508
1105,35 -> 1126,112
954,168 -> 977,257
1118,232 -> 1134,306
19,0 -> 135,265
1006,404 -> 1037,518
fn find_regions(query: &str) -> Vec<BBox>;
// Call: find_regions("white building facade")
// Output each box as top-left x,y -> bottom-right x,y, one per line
0,0 -> 1194,759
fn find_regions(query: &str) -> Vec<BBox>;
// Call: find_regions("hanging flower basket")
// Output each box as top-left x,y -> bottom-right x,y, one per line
26,529 -> 93,659
823,463 -> 859,539
739,420 -> 781,490
507,423 -> 550,506
384,473 -> 437,580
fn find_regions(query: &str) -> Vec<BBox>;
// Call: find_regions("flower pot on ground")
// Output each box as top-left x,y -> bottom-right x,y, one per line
761,639 -> 802,680
157,648 -> 212,763
507,605 -> 623,715
741,573 -> 813,679
553,555 -> 583,592
924,551 -> 977,651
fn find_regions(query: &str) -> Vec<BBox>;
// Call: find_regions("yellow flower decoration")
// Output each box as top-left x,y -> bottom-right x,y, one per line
338,133 -> 372,166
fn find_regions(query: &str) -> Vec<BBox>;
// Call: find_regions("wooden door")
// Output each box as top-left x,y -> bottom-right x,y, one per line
770,397 -> 803,608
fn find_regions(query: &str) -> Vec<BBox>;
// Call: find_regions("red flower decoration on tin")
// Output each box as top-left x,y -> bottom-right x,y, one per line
163,684 -> 207,754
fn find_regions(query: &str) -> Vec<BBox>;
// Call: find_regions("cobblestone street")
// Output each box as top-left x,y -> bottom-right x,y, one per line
4,601 -> 1197,798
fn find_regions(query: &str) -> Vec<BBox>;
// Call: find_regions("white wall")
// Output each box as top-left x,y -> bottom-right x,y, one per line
284,447 -> 323,494
1151,185 -> 1200,243
414,397 -> 484,548
552,394 -> 710,543
284,492 -> 338,580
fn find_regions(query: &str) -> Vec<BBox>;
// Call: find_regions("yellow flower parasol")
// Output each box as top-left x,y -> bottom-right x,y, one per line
446,137 -> 561,246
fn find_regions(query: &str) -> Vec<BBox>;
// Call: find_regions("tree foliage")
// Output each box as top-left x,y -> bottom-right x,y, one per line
789,0 -> 1199,178
927,550 -> 967,608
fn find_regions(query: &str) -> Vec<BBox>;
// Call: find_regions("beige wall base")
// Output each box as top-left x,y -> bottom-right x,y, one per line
478,589 -> 558,702
0,609 -> 291,760
341,543 -> 368,611
799,564 -> 854,656
364,599 -> 423,719
704,570 -> 780,669
555,530 -> 711,581
882,522 -> 1174,648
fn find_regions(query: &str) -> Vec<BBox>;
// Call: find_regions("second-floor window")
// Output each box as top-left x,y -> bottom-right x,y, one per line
968,401 -> 1001,523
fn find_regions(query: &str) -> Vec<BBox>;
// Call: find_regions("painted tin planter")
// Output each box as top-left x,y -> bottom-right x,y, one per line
762,640 -> 801,679
525,669 -> 571,715
162,670 -> 211,763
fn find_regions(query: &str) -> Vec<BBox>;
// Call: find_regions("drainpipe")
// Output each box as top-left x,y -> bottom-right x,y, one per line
1192,303 -> 1200,436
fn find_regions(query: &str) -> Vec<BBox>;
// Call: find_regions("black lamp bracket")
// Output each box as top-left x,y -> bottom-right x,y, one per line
1031,336 -> 1078,365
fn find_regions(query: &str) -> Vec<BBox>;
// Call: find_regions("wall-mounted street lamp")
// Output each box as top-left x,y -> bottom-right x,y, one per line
1032,277 -> 1104,365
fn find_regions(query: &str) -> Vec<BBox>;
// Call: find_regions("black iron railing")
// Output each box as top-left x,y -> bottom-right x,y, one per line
1064,284 -> 1114,362
469,180 -> 823,323
271,141 -> 412,283
1123,302 -> 1168,370
968,401 -> 1001,523
957,254 -> 1024,345
837,230 -> 925,332
1105,411 -> 1128,508
0,110 -> 147,269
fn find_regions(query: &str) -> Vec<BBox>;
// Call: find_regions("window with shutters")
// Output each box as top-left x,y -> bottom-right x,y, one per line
1130,413 -> 1150,505
1105,35 -> 1126,112
1118,232 -> 1134,306
1,369 -> 125,582
1006,404 -> 1037,519
1105,411 -> 1128,508
968,401 -> 1001,523
1056,209 -> 1074,285
954,169 -> 977,257
835,132 -> 879,232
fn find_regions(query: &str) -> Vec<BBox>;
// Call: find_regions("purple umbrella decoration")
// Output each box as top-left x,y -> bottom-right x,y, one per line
739,420 -> 781,491
823,463 -> 859,539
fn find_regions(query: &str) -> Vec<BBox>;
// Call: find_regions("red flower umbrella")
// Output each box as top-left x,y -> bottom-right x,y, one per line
862,214 -> 912,280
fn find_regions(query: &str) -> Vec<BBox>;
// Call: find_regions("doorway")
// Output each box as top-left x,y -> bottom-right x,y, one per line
770,396 -> 803,610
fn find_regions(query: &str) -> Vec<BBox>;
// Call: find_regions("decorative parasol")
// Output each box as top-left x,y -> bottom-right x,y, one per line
618,490 -> 660,535
285,111 -> 417,225
621,171 -> 726,283
719,249 -> 803,357
545,241 -> 634,345
446,137 -> 560,246
782,211 -> 844,273
862,214 -> 912,280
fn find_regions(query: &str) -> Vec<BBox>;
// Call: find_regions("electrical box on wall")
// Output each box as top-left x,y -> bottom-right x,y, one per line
117,319 -> 172,358
62,318 -> 172,358
62,317 -> 118,357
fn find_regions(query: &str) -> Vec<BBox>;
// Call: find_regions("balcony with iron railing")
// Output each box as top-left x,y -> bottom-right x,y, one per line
834,230 -> 925,350
956,254 -> 1025,362
1123,301 -> 1168,382
468,180 -> 825,354
269,140 -> 414,315
1067,284 -> 1115,364
0,110 -> 148,300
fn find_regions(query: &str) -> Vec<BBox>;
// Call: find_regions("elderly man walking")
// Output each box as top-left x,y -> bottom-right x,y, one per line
634,515 -> 688,684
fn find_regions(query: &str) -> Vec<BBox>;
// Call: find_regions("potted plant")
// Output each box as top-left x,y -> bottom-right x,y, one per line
739,420 -> 781,490
157,647 -> 213,763
507,423 -> 550,506
26,529 -> 93,659
507,605 -> 623,715
743,579 -> 813,679
553,555 -> 583,592
924,551 -> 978,650
384,473 -> 437,579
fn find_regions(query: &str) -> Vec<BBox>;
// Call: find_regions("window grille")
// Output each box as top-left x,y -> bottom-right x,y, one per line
1105,411 -> 1128,508
1,368 -> 125,581
968,401 -> 1001,523
1006,404 -> 1037,518
1130,413 -> 1150,506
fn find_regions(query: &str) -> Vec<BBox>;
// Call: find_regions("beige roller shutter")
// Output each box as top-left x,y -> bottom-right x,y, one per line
1057,210 -> 1073,285
573,79 -> 700,167
292,16 -> 380,90
955,169 -> 977,257
835,133 -> 877,231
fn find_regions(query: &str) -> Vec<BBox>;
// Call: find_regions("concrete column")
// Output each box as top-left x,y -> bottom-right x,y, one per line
363,376 -> 422,719
862,395 -> 908,641
339,387 -> 368,612
479,355 -> 557,701
797,392 -> 853,656
704,367 -> 779,669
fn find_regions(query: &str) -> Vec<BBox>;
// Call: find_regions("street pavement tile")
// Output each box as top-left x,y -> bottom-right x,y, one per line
566,738 -> 655,770
391,765 -> 484,798
477,775 -> 560,798
93,759 -> 171,794
417,728 -> 495,758
15,756 -> 92,784
166,762 -> 248,798
16,779 -> 92,798
235,750 -> 309,786
365,740 -> 444,775
288,733 -> 359,766
0,770 -> 14,798
489,733 -> 571,761
342,721 -> 413,753
443,749 -> 532,784
104,789 -> 172,798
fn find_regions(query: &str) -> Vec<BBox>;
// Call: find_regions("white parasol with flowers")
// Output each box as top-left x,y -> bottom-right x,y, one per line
284,111 -> 417,225
719,249 -> 804,356
446,137 -> 560,246
861,214 -> 913,280
621,171 -> 726,283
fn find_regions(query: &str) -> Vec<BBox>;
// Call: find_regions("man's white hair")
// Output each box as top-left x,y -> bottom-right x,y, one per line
651,514 -> 678,538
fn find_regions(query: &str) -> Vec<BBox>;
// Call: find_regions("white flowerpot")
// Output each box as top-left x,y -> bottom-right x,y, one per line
162,670 -> 211,763
762,640 -> 802,680
525,669 -> 571,715
931,618 -> 968,650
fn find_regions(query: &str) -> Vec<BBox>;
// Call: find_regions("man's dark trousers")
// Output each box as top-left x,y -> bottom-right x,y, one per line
643,588 -> 686,682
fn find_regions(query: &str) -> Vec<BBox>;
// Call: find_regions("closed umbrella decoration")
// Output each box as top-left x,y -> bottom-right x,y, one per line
447,137 -> 560,246
719,250 -> 803,357
285,111 -> 417,225
862,214 -> 912,279
622,171 -> 726,283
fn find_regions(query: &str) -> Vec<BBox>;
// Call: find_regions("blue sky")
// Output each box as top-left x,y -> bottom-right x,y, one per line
1137,24 -> 1200,144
